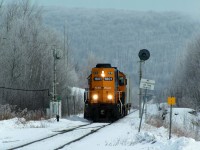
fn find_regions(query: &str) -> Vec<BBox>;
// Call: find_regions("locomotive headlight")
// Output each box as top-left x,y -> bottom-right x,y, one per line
107,94 -> 113,100
101,71 -> 105,77
92,94 -> 98,100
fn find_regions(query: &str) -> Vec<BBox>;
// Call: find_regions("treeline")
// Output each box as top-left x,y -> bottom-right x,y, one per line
44,8 -> 200,104
1,0 -> 199,113
169,35 -> 200,111
0,0 -> 80,115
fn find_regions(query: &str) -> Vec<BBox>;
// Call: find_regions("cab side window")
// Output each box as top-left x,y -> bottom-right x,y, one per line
119,77 -> 124,86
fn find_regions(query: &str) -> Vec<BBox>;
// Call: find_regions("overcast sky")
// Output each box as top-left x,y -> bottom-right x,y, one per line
30,0 -> 200,14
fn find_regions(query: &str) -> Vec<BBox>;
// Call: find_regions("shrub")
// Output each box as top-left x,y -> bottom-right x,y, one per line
0,104 -> 48,121
0,104 -> 16,120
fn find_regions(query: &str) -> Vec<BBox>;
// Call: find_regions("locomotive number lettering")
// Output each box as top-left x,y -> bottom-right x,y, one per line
94,77 -> 102,81
104,77 -> 113,81
95,86 -> 101,89
104,87 -> 111,89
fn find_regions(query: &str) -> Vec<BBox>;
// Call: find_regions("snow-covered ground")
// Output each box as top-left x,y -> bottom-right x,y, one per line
0,108 -> 200,150
147,103 -> 200,139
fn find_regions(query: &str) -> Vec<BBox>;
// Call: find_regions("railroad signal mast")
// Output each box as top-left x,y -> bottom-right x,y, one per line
138,49 -> 150,118
50,48 -> 62,121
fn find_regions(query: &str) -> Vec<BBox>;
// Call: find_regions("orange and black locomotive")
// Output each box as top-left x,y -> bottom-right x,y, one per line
84,64 -> 131,122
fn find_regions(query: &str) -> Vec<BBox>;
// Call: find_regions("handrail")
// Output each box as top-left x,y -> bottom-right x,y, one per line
117,91 -> 123,115
84,90 -> 89,102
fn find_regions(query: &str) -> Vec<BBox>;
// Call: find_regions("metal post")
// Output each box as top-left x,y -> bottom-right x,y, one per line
57,100 -> 60,117
71,95 -> 73,114
52,48 -> 60,121
138,88 -> 147,132
169,104 -> 172,139
57,101 -> 59,122
67,96 -> 70,116
53,48 -> 56,102
73,95 -> 76,115
145,93 -> 147,121
139,60 -> 142,118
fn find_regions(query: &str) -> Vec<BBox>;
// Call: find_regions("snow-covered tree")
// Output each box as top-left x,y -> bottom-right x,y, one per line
171,35 -> 200,110
0,0 -> 78,112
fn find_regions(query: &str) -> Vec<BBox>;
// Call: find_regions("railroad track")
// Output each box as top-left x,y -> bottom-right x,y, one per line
9,123 -> 110,150
9,109 -> 137,150
8,123 -> 92,150
55,123 -> 112,150
57,109 -> 137,149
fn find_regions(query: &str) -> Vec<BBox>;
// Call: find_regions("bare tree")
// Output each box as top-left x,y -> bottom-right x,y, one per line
171,35 -> 200,110
0,0 -> 78,111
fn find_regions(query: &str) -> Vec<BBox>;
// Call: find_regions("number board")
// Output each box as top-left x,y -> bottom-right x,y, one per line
104,77 -> 113,81
94,77 -> 102,81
